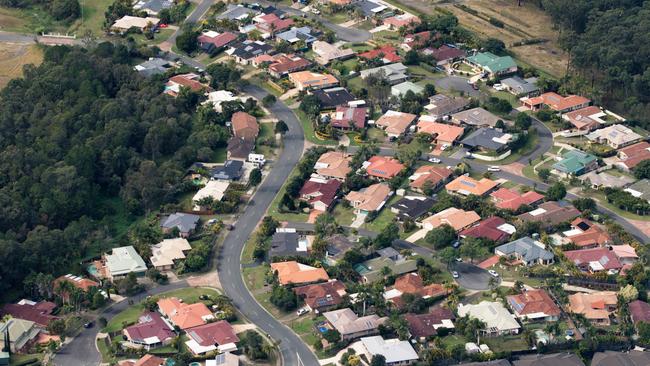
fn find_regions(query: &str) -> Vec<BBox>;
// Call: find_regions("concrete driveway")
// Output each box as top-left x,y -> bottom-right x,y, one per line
452,262 -> 497,290
434,75 -> 480,97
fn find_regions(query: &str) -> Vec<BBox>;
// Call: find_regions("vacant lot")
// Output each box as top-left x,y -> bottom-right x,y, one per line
0,43 -> 43,89
395,0 -> 568,77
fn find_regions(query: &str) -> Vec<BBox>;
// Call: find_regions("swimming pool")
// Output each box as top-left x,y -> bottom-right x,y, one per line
87,263 -> 99,277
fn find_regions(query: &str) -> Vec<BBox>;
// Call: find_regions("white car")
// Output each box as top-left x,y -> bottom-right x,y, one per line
487,166 -> 501,172
440,144 -> 449,151
488,270 -> 499,278
311,8 -> 320,14
493,83 -> 506,91
455,257 -> 463,262
428,157 -> 441,163
452,271 -> 459,278
297,307 -> 309,316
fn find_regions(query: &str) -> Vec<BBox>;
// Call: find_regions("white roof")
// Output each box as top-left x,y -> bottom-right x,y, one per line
383,288 -> 403,300
185,339 -> 217,354
112,15 -> 160,30
193,180 -> 230,206
105,246 -> 148,276
457,301 -> 521,333
143,336 -> 161,345
202,30 -> 220,38
528,207 -> 547,217
150,238 -> 192,268
497,223 -> 517,235
360,336 -> 419,364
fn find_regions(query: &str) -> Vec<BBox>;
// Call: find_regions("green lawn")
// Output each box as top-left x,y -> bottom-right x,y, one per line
72,0 -> 113,35
96,337 -> 115,364
243,264 -> 269,291
491,131 -> 539,165
587,190 -> 650,222
496,265 -> 543,287
289,315 -> 324,348
483,334 -> 529,353
127,28 -> 175,46
293,108 -> 338,146
362,195 -> 399,232
332,202 -> 355,226
256,122 -> 277,157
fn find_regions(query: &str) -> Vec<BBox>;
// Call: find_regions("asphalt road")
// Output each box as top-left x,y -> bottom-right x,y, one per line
0,31 -> 36,43
167,0 -> 215,44
434,75 -> 480,97
52,281 -> 189,366
452,262 -> 494,290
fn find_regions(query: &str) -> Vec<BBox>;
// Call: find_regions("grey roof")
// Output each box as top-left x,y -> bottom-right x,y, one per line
377,247 -> 400,259
461,127 -> 508,151
325,234 -> 355,259
135,58 -> 173,77
391,81 -> 424,97
136,0 -> 173,13
427,94 -> 470,117
626,179 -> 650,201
276,26 -> 317,44
105,246 -> 148,276
591,350 -> 650,366
454,361 -> 512,366
270,232 -> 308,258
229,40 -> 273,60
391,196 -> 435,220
495,237 -> 554,262
311,87 -> 355,109
501,76 -> 539,95
217,4 -> 258,20
452,107 -> 503,127
161,213 -> 200,233
355,0 -> 387,17
514,353 -> 585,366
360,63 -> 408,84
211,160 -> 243,180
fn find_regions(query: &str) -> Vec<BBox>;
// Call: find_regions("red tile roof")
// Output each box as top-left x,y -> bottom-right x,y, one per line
197,31 -> 238,48
564,247 -> 622,271
124,311 -> 175,344
630,300 -> 650,324
231,111 -> 259,140
359,45 -> 401,63
525,92 -> 590,112
506,289 -> 560,318
186,320 -> 239,346
618,142 -> 650,170
331,106 -> 366,129
491,188 -> 544,211
54,275 -> 99,292
1,301 -> 58,327
428,45 -> 466,62
268,54 -> 312,75
405,307 -> 455,338
460,216 -> 511,242
168,74 -> 209,93
256,13 -> 293,33
299,179 -> 341,208
389,273 -> 448,308
134,354 -> 166,366
409,165 -> 453,190
293,280 -> 347,311
365,156 -> 404,179
402,31 -> 436,49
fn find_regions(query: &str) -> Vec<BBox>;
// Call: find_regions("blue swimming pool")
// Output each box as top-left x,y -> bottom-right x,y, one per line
87,263 -> 99,277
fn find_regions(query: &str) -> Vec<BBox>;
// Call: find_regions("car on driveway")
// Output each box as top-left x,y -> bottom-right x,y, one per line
452,271 -> 459,278
297,307 -> 309,316
487,166 -> 501,172
488,270 -> 499,278
428,157 -> 441,163
455,257 -> 463,262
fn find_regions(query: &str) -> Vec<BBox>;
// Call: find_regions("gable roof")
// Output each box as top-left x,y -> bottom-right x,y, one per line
422,207 -> 481,231
375,110 -> 417,136
495,237 -> 554,263
446,175 -> 498,196
231,111 -> 259,140
460,216 -> 513,242
416,118 -> 465,142
506,289 -> 560,318
345,183 -> 392,212
161,213 -> 200,233
491,188 -> 544,211
409,165 -> 453,190
405,307 -> 455,338
270,261 -> 329,285
364,156 -> 405,179
293,280 -> 347,310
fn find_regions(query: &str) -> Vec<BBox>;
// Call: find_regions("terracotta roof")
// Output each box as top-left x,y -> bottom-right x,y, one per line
427,45 -> 466,62
323,308 -> 385,336
525,92 -> 590,112
166,73 -> 210,96
156,298 -> 213,330
402,31 -> 435,49
345,183 -> 392,212
359,45 -> 401,63
460,216 -> 511,242
124,311 -> 175,344
568,291 -> 617,320
270,261 -> 330,285
409,165 -> 453,190
491,188 -> 544,211
198,31 -> 238,48
255,13 -> 293,33
416,119 -> 465,143
387,273 -> 448,308
629,300 -> 650,324
54,274 -> 99,292
566,223 -> 612,247
404,307 -> 455,338
314,151 -> 352,180
610,244 -> 638,259
289,71 -> 338,89
518,201 -> 581,227
299,178 -> 341,208
618,141 -> 650,170
231,111 -> 259,140
186,320 -> 239,346
446,176 -> 498,196
1,301 -> 58,327
564,247 -> 622,271
422,207 -> 480,231
375,110 -> 417,136
268,54 -> 311,75
563,106 -> 603,130
331,106 -> 366,129
134,354 -> 166,366
506,289 -> 560,318
383,14 -> 420,28
293,280 -> 347,310
365,156 -> 405,179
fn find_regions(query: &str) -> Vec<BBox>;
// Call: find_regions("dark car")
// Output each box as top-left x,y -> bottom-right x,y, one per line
84,321 -> 94,329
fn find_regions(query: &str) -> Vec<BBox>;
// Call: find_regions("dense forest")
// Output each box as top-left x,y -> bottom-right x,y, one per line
538,0 -> 650,125
0,44 -> 230,298
0,0 -> 80,21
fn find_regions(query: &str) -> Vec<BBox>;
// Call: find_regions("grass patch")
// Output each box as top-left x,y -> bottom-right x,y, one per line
289,315 -> 323,348
293,108 -> 338,146
0,43 -> 43,89
243,264 -> 269,291
587,190 -> 650,222
492,131 -> 539,164
96,337 -> 115,364
332,202 -> 355,226
483,334 -> 529,353
126,28 -> 175,46
267,162 -> 310,222
362,195 -> 399,232
256,122 -> 277,157
495,265 -> 543,287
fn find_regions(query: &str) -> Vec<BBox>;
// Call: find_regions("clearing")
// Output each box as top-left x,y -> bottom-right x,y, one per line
395,0 -> 569,77
0,42 -> 43,89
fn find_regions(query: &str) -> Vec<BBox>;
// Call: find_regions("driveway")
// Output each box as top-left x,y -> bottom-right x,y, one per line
434,75 -> 480,97
451,262 -> 496,291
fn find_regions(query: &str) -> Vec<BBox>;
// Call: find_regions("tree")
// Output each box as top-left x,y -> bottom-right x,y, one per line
425,224 -> 456,249
573,197 -> 596,211
460,237 -> 488,263
482,37 -> 506,55
92,291 -> 107,309
538,168 -> 551,182
299,94 -> 322,118
545,182 -> 567,201
514,112 -> 532,130
370,354 -> 387,366
50,0 -> 81,20
374,222 -> 399,248
249,168 -> 262,187
275,120 -> 288,134
262,94 -> 276,107
439,247 -> 456,269
634,160 -> 650,180
404,50 -> 419,65
270,284 -> 298,311
619,284 -> 639,302
176,24 -> 199,54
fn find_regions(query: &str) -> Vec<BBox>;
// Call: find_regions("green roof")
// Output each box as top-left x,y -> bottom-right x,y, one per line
552,150 -> 597,175
467,52 -> 517,74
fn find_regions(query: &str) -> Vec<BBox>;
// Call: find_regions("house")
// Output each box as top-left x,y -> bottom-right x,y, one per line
610,244 -> 638,266
629,300 -> 650,327
204,90 -> 251,113
521,92 -> 590,113
206,353 -> 239,366
564,247 -> 622,273
217,4 -> 258,21
390,196 -> 436,221
134,58 -> 174,77
150,238 -> 192,271
421,207 -> 481,232
591,350 -> 650,366
451,107 -> 503,128
401,31 -> 435,52
123,311 -> 175,350
165,73 -> 211,98
563,218 -> 611,248
0,318 -> 40,353
408,165 -> 453,193
314,151 -> 352,181
362,156 -> 405,180
495,237 -> 555,266
461,127 -> 512,153
197,30 -> 238,53
355,248 -> 417,283
104,246 -> 148,281
185,321 -> 239,355
270,261 -> 329,286
586,124 -> 643,149
445,176 -> 499,197
491,188 -> 544,211
252,13 -> 293,36
360,63 -> 409,85
506,289 -> 561,322
270,229 -> 311,258
579,170 -> 634,189
465,52 -> 517,77
405,307 -> 455,340
227,137 -> 255,161
293,280 -> 347,313
375,110 -> 417,138
625,179 -> 650,203
133,0 -> 173,15
391,81 -> 424,97
289,71 -> 339,91
111,16 -> 160,33
266,54 -> 311,78
299,178 -> 341,211
330,106 -> 367,129
359,45 -> 401,64
514,353 -> 585,366
383,273 -> 448,308
311,87 -> 357,109
276,26 -> 317,44
383,13 -> 420,29
456,361 -> 512,366
323,308 -> 386,341
416,117 -> 465,146
227,40 -> 273,65
517,201 -> 581,228
457,301 -> 521,336
211,160 -> 244,181
424,94 -> 470,120
354,0 -> 388,18
1,300 -> 58,328
192,181 -> 230,210
160,213 -> 200,238
231,111 -> 259,140
500,76 -> 539,97
552,150 -> 598,177
568,292 -> 617,325
359,336 -> 419,366
118,354 -> 167,366
460,216 -> 515,243
312,41 -> 355,65
562,106 -> 605,132
616,141 -> 650,171
157,297 -> 214,330
345,183 -> 392,214
54,274 -> 100,294
426,45 -> 466,66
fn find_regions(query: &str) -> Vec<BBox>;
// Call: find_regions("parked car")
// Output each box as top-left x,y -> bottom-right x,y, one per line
297,307 -> 309,316
487,166 -> 501,172
207,219 -> 218,226
452,271 -> 459,278
465,151 -> 473,158
488,270 -> 499,278
492,83 -> 506,91
311,8 -> 320,14
452,240 -> 460,248
84,322 -> 94,329
428,157 -> 441,163
455,257 -> 463,262
440,144 -> 449,151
